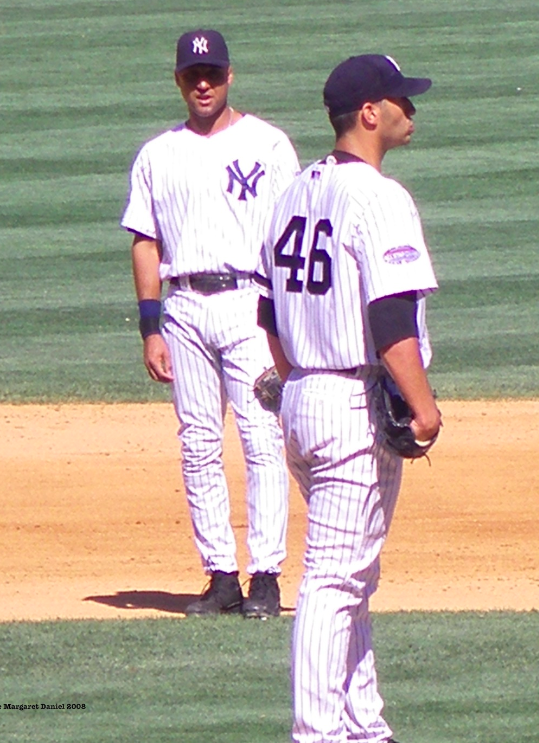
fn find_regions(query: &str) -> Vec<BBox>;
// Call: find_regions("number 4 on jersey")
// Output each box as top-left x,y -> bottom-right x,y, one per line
274,216 -> 333,295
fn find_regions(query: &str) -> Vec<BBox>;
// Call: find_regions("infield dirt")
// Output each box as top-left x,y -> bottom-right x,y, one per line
1,401 -> 538,622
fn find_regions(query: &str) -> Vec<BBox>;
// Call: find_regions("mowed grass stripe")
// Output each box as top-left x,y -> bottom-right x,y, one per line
0,338 -> 167,403
0,101 -> 178,136
436,275 -> 538,308
9,248 -> 129,285
435,333 -> 539,373
0,306 -> 134,339
428,367 -> 539,399
1,177 -> 126,227
0,223 -> 128,260
423,222 -> 539,283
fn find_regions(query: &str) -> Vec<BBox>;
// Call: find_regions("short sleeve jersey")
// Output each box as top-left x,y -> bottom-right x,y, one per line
121,114 -> 300,281
257,156 -> 438,369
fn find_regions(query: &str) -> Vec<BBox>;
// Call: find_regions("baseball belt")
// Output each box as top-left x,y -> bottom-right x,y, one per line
323,366 -> 375,379
170,273 -> 254,295
301,366 -> 377,381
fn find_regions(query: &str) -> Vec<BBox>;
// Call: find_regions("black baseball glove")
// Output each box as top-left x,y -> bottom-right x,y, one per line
372,373 -> 438,459
253,366 -> 283,415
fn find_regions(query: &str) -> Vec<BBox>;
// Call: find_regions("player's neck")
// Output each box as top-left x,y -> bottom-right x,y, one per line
186,105 -> 236,137
335,126 -> 392,172
334,133 -> 384,172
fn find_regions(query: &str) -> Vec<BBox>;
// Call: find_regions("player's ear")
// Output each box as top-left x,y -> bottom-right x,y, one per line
226,66 -> 234,86
174,70 -> 182,88
360,102 -> 379,127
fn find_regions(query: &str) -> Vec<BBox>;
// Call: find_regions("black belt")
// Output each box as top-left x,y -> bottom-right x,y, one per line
310,366 -> 368,377
170,273 -> 252,295
331,367 -> 361,376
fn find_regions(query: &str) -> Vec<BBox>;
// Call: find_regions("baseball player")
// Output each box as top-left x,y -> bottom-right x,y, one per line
256,55 -> 441,741
121,29 -> 300,618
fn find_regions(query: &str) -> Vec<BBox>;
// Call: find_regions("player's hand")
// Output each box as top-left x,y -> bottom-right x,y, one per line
410,405 -> 442,444
143,334 -> 174,383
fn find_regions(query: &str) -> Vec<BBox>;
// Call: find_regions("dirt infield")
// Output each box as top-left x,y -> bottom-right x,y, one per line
1,401 -> 538,622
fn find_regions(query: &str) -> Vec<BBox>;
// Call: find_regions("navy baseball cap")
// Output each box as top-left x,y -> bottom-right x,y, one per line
323,54 -> 432,117
175,29 -> 230,72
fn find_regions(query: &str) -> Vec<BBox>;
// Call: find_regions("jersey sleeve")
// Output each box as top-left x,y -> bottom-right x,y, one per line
254,238 -> 273,299
254,131 -> 298,296
120,146 -> 161,240
355,180 -> 437,304
270,133 -> 301,200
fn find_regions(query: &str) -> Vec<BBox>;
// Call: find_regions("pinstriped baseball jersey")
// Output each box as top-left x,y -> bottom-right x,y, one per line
122,114 -> 300,279
257,155 -> 437,370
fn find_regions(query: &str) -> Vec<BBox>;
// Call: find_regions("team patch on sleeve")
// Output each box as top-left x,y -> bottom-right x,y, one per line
383,246 -> 421,264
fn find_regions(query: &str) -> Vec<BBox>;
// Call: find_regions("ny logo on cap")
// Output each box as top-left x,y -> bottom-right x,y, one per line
226,160 -> 266,200
192,36 -> 209,54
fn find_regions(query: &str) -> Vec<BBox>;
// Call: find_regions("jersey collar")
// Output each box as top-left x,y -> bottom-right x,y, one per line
326,149 -> 366,164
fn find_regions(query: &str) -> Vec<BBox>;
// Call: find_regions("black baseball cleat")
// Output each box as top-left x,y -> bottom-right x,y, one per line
184,570 -> 243,616
242,571 -> 281,619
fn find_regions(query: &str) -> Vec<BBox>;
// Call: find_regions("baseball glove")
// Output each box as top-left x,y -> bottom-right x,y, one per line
253,366 -> 283,415
372,373 -> 438,459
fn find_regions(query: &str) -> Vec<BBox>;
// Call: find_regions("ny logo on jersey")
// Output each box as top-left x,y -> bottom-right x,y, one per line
192,36 -> 209,55
226,160 -> 266,200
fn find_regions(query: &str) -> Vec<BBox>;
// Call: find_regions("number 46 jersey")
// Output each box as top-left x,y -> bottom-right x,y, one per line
255,155 -> 438,371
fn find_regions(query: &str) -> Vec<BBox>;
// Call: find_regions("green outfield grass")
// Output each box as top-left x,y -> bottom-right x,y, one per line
0,612 -> 538,742
1,0 -> 539,401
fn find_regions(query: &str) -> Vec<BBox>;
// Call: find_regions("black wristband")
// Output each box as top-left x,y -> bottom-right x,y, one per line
138,299 -> 161,340
139,316 -> 161,339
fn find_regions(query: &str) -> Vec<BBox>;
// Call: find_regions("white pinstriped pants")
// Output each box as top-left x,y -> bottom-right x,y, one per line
281,369 -> 402,743
162,286 -> 289,575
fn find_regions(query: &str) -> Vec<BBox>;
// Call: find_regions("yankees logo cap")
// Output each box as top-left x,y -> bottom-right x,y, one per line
323,54 -> 432,117
175,29 -> 230,72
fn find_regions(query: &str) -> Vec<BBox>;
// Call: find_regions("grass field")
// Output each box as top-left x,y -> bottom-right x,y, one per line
1,612 -> 538,743
1,0 -> 539,400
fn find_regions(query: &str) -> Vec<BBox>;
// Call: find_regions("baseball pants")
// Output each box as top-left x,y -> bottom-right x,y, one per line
281,369 -> 402,743
162,285 -> 289,575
